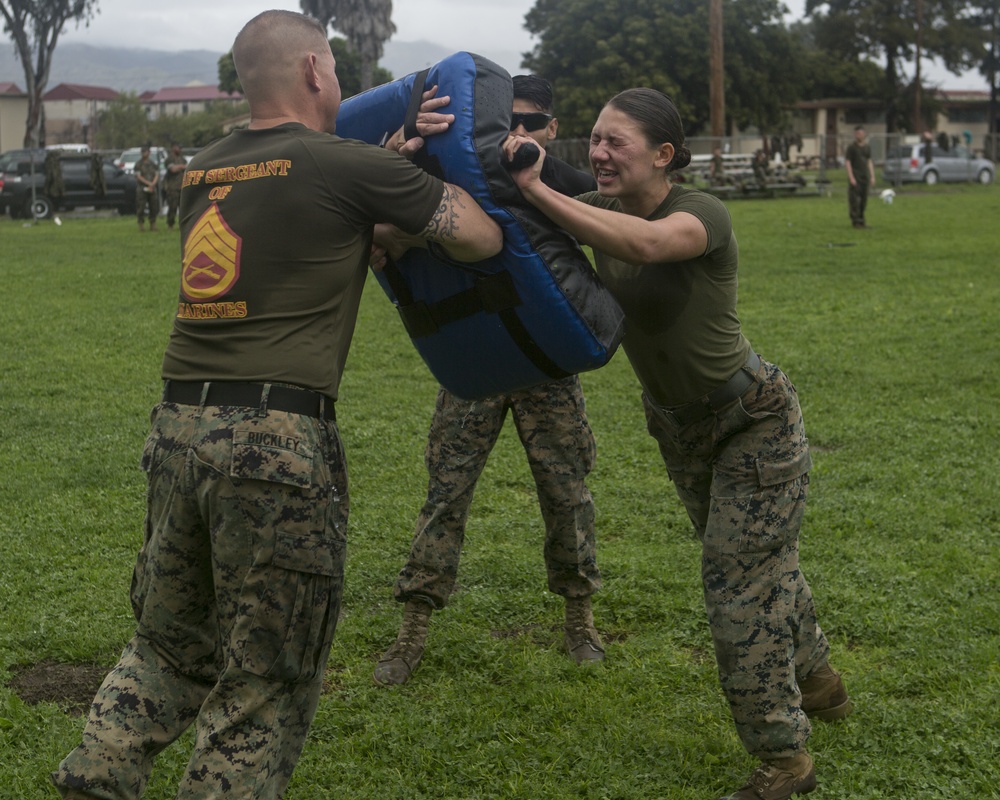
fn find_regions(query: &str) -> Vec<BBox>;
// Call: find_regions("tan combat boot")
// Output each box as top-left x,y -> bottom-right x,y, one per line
564,596 -> 605,664
373,599 -> 432,686
800,662 -> 852,721
719,752 -> 817,800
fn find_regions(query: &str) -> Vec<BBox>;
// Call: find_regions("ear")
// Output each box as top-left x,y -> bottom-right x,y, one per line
304,52 -> 322,92
546,117 -> 559,142
654,142 -> 674,169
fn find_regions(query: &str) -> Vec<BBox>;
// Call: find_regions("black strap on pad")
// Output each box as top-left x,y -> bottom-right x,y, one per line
403,68 -> 429,142
402,68 -> 444,180
393,270 -> 521,339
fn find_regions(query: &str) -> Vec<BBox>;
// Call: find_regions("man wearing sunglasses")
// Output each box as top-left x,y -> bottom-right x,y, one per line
374,75 -> 603,688
510,74 -> 597,197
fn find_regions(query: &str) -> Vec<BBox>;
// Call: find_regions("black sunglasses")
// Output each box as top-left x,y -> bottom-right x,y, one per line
510,112 -> 553,132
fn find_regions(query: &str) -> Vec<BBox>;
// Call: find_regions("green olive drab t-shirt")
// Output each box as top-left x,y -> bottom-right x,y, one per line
579,184 -> 751,407
162,123 -> 444,400
845,141 -> 872,181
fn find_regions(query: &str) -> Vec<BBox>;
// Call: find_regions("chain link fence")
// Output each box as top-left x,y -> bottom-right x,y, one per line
549,130 -> 998,183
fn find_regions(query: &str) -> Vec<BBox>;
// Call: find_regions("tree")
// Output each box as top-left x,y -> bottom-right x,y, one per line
217,36 -> 392,98
522,0 -> 806,138
95,94 -> 252,151
218,48 -> 240,95
0,0 -> 98,147
721,0 -> 813,137
804,0 -> 986,132
301,0 -> 395,90
150,100 -> 251,148
93,94 -> 147,150
329,36 -> 394,93
789,18 -> 884,100
968,0 -> 1000,145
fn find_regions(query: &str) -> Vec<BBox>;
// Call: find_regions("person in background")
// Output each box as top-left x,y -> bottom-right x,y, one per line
751,149 -> 771,188
509,74 -> 597,196
709,145 -> 728,185
163,141 -> 188,230
921,130 -> 934,163
134,144 -> 160,232
51,10 -> 501,799
372,74 -> 604,689
845,125 -> 875,229
506,87 -> 851,800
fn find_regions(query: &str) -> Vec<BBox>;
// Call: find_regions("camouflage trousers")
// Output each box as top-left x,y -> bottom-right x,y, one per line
848,179 -> 870,225
52,400 -> 348,799
643,357 -> 830,760
165,188 -> 182,228
394,376 -> 601,609
136,187 -> 160,225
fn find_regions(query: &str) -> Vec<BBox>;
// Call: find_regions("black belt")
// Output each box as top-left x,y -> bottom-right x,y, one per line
163,381 -> 336,421
663,351 -> 761,427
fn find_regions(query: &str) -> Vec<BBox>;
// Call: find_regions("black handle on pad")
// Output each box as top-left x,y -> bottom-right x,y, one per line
501,141 -> 541,171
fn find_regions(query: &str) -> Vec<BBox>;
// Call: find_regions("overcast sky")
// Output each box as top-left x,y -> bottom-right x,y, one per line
59,0 -> 539,59
56,0 -> 982,90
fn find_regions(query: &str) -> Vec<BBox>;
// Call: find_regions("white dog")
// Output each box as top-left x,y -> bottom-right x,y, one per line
880,188 -> 896,204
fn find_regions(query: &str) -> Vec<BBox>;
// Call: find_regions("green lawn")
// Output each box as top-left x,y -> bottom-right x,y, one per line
1,180 -> 998,799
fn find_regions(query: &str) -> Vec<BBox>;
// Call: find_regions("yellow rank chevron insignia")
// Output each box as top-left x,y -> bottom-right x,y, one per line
181,203 -> 242,302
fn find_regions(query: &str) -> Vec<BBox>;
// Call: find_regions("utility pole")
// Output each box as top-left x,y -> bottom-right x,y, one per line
914,0 -> 924,132
990,6 -> 999,160
709,0 -> 725,145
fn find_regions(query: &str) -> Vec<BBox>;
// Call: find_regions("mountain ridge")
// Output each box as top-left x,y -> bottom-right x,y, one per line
0,41 -> 528,94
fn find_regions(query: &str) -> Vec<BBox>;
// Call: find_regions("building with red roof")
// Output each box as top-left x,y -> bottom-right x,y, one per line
42,83 -> 122,148
142,83 -> 244,121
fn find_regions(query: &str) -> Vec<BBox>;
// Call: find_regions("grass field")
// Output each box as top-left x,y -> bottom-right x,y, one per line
1,178 -> 998,799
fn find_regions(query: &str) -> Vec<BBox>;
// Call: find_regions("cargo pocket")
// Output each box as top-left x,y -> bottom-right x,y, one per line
231,424 -> 344,683
705,448 -> 812,555
231,428 -> 315,489
133,422 -> 181,622
240,528 -> 345,683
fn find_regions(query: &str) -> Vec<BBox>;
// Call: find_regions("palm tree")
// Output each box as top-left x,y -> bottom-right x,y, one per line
301,0 -> 395,90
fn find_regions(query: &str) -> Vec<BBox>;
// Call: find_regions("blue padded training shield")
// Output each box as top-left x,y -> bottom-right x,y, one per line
336,52 -> 624,400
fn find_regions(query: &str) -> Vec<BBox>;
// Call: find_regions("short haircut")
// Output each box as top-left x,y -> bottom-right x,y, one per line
512,74 -> 554,113
233,10 -> 329,104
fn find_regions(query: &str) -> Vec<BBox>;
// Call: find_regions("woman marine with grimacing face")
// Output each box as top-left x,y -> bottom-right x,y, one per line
506,88 -> 852,800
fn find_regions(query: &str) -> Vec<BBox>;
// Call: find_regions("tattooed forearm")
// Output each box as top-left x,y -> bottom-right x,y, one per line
422,184 -> 468,243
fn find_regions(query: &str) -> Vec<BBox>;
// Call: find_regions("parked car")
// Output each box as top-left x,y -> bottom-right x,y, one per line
0,149 -> 46,214
116,146 -> 168,175
1,152 -> 138,219
46,143 -> 90,153
0,147 -> 46,172
883,143 -> 995,185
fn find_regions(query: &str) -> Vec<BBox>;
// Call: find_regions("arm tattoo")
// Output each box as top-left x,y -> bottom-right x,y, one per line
422,184 -> 467,243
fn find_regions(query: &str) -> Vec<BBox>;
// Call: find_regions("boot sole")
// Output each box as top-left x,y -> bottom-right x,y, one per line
805,697 -> 853,721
